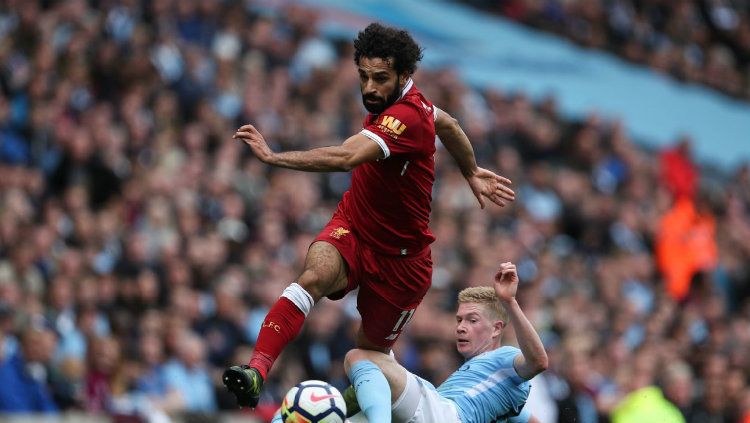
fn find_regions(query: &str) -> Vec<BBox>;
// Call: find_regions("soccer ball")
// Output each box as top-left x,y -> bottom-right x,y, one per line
280,380 -> 347,423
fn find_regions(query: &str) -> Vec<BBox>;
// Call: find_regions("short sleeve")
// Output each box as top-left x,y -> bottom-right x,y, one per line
360,102 -> 429,158
498,347 -> 528,384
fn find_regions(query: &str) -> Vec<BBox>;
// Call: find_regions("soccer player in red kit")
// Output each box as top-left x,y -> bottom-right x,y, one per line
224,23 -> 515,420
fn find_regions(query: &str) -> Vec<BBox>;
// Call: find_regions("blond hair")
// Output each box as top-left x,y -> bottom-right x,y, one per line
457,286 -> 508,323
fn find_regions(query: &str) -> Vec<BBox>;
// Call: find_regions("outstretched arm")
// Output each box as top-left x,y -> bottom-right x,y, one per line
435,108 -> 515,208
494,262 -> 548,380
234,124 -> 384,172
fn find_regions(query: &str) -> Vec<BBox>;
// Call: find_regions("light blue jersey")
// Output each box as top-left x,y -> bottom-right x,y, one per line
437,346 -> 530,423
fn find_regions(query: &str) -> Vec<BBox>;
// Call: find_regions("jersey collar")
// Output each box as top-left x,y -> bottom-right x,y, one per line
398,78 -> 414,101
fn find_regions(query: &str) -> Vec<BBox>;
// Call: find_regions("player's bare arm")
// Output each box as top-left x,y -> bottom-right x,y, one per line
233,124 -> 384,172
494,262 -> 548,380
435,108 -> 515,208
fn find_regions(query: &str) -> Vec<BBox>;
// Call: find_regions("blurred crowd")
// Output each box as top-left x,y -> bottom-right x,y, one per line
460,0 -> 750,101
0,1 -> 749,423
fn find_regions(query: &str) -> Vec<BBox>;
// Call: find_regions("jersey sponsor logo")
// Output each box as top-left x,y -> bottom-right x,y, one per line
329,227 -> 350,239
310,393 -> 337,402
379,115 -> 407,137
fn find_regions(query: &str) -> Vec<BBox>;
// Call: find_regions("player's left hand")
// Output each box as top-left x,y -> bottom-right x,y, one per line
494,262 -> 519,303
233,124 -> 275,164
466,167 -> 515,209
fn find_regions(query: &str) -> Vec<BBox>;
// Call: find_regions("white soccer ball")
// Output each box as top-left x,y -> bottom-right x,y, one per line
280,380 -> 347,423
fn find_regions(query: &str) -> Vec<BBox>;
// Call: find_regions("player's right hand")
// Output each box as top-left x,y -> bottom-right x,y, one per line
494,262 -> 518,303
233,124 -> 275,164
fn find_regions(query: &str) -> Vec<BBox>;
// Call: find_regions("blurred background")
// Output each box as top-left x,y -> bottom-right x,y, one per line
0,0 -> 749,422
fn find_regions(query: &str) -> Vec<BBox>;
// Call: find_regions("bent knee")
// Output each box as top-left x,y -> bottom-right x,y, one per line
297,268 -> 342,300
344,349 -> 363,372
344,349 -> 375,373
298,243 -> 348,299
296,269 -> 325,298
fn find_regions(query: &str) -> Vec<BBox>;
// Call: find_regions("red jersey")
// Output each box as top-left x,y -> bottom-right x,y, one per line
338,79 -> 437,256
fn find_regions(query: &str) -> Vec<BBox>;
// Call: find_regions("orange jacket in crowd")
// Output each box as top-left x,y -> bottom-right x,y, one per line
656,198 -> 718,301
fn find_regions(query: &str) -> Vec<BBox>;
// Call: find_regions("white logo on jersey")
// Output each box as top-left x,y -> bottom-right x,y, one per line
400,160 -> 410,176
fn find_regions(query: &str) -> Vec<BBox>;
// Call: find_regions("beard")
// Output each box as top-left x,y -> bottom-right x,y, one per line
362,82 -> 402,114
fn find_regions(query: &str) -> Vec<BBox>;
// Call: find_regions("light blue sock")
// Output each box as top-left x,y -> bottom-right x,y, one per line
271,409 -> 283,423
349,360 -> 392,423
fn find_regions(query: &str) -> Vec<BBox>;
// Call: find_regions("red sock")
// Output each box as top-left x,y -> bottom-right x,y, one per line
249,297 -> 306,380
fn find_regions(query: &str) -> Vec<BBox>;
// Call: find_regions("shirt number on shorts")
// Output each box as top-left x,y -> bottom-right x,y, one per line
385,308 -> 415,340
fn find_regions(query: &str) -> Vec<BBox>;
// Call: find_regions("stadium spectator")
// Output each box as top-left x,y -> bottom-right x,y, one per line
83,336 -> 122,413
0,325 -> 59,413
661,361 -> 696,417
161,330 -> 217,413
660,138 -> 699,201
459,0 -> 750,100
656,196 -> 718,301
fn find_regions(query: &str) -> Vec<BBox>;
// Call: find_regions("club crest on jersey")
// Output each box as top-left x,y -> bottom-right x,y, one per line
329,227 -> 350,239
378,115 -> 407,137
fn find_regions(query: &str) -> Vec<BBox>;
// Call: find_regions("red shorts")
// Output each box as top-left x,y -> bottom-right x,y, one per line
313,211 -> 432,348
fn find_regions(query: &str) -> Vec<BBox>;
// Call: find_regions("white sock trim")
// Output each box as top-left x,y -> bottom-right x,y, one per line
280,283 -> 314,316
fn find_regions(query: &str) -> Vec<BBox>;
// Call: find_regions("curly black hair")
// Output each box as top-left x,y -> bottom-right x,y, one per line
353,23 -> 424,75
